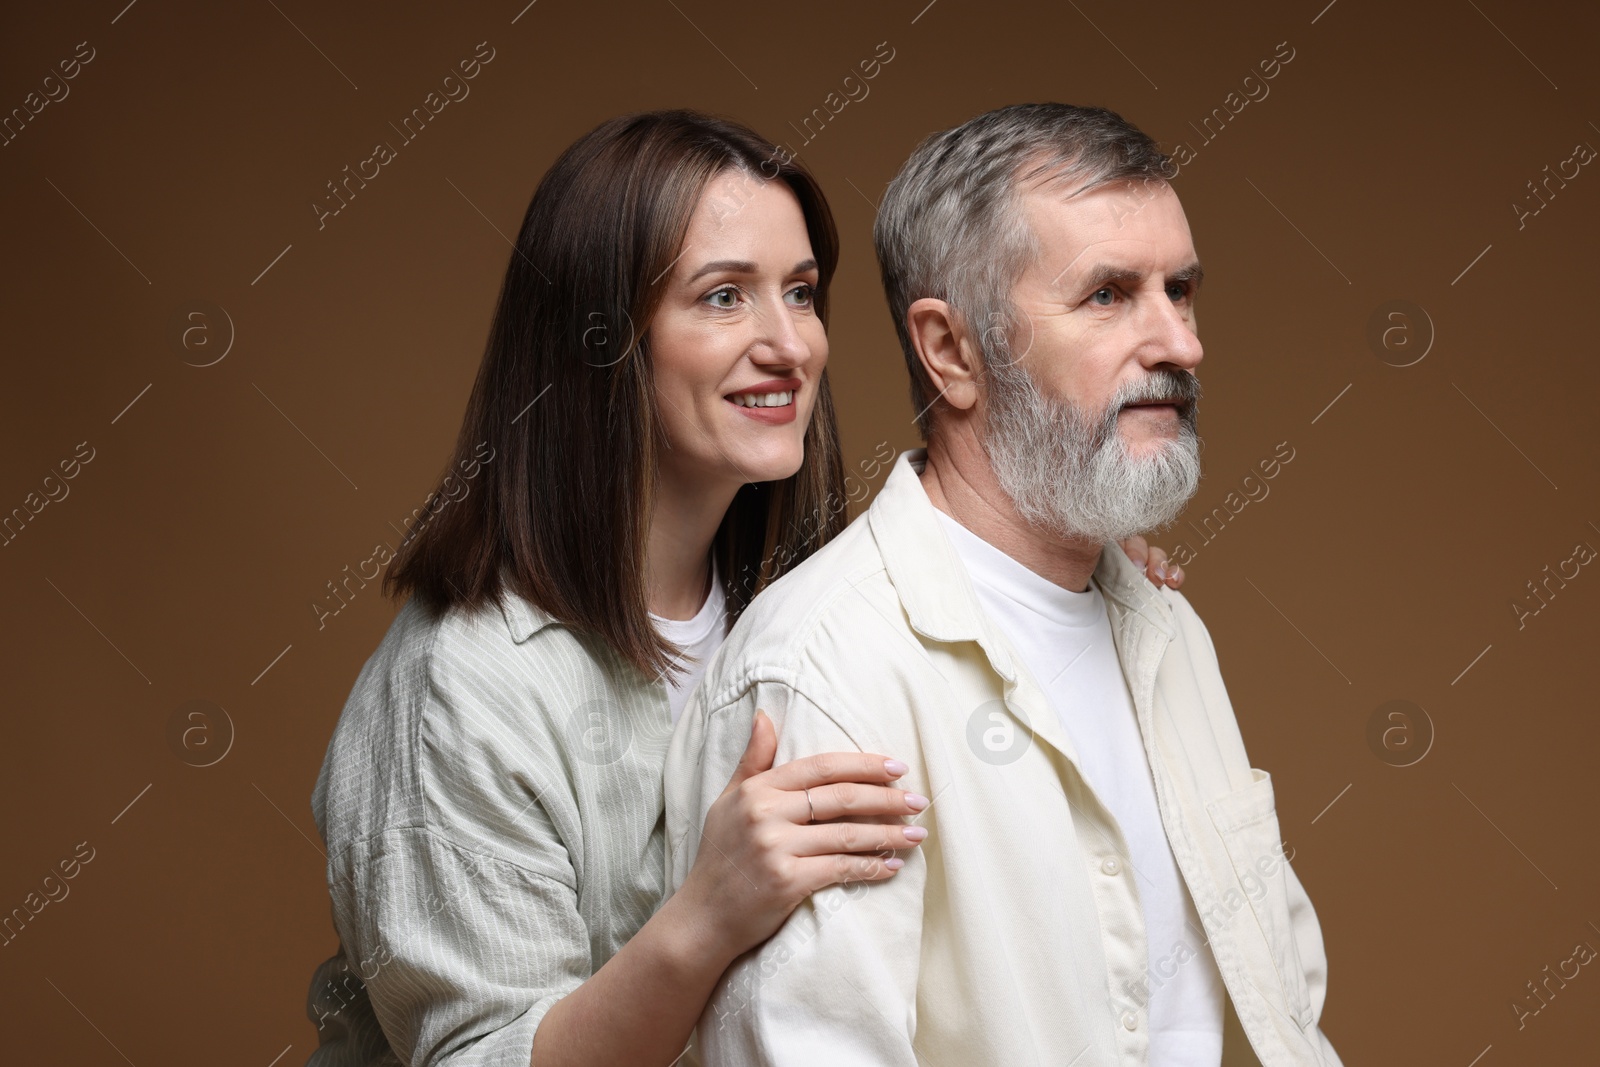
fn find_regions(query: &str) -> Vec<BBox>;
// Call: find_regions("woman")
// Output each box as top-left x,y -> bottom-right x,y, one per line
303,109 -> 1186,1066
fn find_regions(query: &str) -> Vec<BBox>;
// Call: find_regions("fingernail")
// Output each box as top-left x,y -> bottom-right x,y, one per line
884,759 -> 910,777
1155,563 -> 1167,580
905,793 -> 930,811
1169,566 -> 1182,583
885,858 -> 906,870
903,826 -> 929,842
1129,556 -> 1146,569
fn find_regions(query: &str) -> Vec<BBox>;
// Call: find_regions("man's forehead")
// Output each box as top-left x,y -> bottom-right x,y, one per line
1018,180 -> 1196,285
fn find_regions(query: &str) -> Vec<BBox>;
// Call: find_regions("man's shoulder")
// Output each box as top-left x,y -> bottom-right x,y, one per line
728,510 -> 889,644
701,512 -> 903,700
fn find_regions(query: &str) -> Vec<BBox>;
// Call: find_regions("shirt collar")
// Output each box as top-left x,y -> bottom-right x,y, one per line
866,449 -> 1175,675
932,509 -> 1103,629
497,558 -> 727,645
494,567 -> 562,643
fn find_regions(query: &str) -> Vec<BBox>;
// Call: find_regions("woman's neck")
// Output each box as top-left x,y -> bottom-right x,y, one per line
646,467 -> 740,621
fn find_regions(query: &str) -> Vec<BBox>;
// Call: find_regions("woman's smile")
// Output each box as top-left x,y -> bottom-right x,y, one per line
726,376 -> 802,424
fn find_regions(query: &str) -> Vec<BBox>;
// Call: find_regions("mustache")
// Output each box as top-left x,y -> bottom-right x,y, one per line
1113,369 -> 1202,413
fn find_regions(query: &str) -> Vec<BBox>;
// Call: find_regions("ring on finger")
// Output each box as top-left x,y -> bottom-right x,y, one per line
803,787 -> 816,824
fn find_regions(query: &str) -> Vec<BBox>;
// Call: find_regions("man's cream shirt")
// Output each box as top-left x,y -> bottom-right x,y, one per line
664,449 -> 1344,1067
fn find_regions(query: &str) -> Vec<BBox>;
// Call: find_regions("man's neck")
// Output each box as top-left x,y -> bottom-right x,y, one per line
918,429 -> 1104,594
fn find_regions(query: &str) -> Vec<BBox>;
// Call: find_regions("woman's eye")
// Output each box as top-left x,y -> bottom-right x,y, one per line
1090,287 -> 1115,306
706,287 -> 739,309
785,283 -> 815,307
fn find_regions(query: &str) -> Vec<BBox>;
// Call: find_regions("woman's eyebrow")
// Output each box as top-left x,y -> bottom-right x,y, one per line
685,258 -> 818,283
686,259 -> 756,283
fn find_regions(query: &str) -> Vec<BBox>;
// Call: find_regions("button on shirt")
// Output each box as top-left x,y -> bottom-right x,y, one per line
934,509 -> 1226,1065
664,449 -> 1343,1067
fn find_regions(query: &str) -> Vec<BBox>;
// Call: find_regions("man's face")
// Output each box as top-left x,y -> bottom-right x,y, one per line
1005,177 -> 1203,448
977,177 -> 1206,543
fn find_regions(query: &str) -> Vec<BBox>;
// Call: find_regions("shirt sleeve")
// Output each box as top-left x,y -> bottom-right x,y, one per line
325,825 -> 587,1066
670,677 -> 926,1067
320,625 -> 598,1067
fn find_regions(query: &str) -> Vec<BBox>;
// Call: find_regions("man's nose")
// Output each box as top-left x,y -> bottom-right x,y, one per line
1141,294 -> 1203,371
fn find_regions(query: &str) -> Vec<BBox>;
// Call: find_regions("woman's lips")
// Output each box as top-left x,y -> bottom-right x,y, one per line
726,390 -> 797,425
725,378 -> 802,425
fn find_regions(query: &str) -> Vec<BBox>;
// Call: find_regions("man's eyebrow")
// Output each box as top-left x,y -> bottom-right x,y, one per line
1173,261 -> 1205,289
1070,260 -> 1205,293
684,258 -> 818,283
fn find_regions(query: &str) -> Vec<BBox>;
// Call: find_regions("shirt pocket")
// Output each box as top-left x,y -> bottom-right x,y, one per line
1205,767 -> 1313,1028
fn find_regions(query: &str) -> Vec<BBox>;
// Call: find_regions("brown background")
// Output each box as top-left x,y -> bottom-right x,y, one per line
2,0 -> 1597,1062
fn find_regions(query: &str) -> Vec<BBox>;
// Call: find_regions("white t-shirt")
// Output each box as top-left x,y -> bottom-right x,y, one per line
648,558 -> 730,725
934,510 -> 1225,1066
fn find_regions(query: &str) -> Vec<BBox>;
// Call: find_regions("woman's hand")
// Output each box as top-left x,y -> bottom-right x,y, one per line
675,710 -> 927,960
1119,534 -> 1184,590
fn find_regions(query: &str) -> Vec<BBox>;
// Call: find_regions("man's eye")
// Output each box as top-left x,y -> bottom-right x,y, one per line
1167,283 -> 1191,302
706,287 -> 739,309
1090,287 -> 1115,306
785,283 -> 815,307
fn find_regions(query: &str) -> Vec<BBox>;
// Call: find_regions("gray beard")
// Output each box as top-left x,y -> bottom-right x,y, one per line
979,360 -> 1203,545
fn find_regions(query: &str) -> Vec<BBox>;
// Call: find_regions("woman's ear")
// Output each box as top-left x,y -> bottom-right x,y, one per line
906,298 -> 981,416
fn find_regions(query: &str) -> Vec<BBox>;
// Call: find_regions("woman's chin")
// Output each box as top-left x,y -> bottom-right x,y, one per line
740,447 -> 805,486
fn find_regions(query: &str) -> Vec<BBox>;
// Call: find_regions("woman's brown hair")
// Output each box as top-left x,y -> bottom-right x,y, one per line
383,109 -> 848,680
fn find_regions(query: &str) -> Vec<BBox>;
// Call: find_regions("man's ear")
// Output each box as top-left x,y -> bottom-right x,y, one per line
906,297 -> 981,415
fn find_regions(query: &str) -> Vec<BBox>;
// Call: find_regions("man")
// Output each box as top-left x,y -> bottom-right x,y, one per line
663,103 -> 1342,1067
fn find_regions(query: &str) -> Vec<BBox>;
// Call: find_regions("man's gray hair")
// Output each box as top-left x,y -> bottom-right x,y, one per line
874,103 -> 1177,438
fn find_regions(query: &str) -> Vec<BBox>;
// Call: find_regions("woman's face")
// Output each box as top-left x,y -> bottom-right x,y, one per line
648,168 -> 827,494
